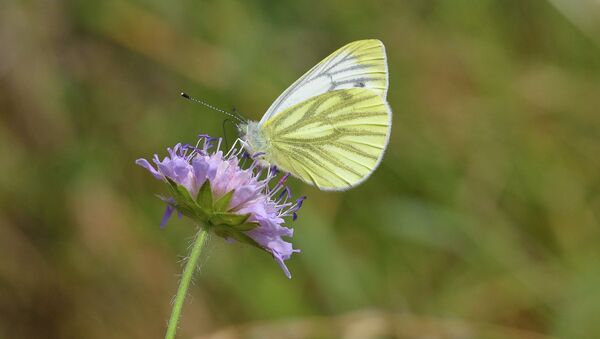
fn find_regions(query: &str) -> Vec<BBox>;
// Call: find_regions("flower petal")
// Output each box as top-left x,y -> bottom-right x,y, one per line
160,204 -> 175,229
135,158 -> 163,179
273,253 -> 292,279
231,185 -> 257,209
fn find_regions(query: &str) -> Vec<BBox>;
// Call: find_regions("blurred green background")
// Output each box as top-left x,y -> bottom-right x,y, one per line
2,1 -> 600,338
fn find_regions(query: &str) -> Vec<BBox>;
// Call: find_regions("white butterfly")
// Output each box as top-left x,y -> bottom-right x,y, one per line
239,39 -> 392,191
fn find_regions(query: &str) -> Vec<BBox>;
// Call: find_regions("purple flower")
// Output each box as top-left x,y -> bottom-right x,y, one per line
136,136 -> 304,278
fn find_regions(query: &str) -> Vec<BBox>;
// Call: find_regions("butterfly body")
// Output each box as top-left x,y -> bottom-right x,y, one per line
239,121 -> 271,166
240,39 -> 391,191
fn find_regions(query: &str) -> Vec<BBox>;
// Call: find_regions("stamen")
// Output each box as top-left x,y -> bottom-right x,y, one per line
277,173 -> 290,187
194,137 -> 204,150
182,144 -> 204,157
277,186 -> 292,201
290,196 -> 306,221
296,196 -> 307,208
240,156 -> 248,168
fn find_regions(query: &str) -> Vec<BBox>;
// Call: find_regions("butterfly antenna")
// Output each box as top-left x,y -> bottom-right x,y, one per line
180,92 -> 246,123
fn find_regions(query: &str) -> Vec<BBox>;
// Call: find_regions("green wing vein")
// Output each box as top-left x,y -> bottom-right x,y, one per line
262,88 -> 391,190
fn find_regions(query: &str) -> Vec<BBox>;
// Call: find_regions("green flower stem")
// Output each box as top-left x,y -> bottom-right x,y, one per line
165,227 -> 209,339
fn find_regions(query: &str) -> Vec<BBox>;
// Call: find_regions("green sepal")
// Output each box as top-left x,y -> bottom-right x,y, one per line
164,177 -> 208,222
233,222 -> 260,231
213,190 -> 234,212
196,180 -> 213,212
162,179 -> 262,249
209,212 -> 250,227
212,225 -> 264,251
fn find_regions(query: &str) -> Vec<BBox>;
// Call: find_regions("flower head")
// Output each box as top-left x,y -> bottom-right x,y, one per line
136,136 -> 304,278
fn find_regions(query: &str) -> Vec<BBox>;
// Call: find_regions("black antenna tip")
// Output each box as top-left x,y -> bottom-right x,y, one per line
181,92 -> 190,99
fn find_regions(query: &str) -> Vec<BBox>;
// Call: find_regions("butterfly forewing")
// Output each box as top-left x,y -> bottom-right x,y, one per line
261,88 -> 391,191
259,39 -> 388,125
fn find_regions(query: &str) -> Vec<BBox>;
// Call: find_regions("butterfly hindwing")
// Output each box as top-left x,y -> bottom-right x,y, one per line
261,88 -> 391,191
259,39 -> 388,125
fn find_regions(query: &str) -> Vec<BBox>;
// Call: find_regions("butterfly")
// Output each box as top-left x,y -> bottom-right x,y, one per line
238,39 -> 391,191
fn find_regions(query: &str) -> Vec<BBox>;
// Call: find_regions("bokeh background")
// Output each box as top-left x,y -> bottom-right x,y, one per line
2,1 -> 600,338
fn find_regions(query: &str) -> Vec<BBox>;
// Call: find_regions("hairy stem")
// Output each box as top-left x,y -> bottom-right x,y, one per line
165,227 -> 208,339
